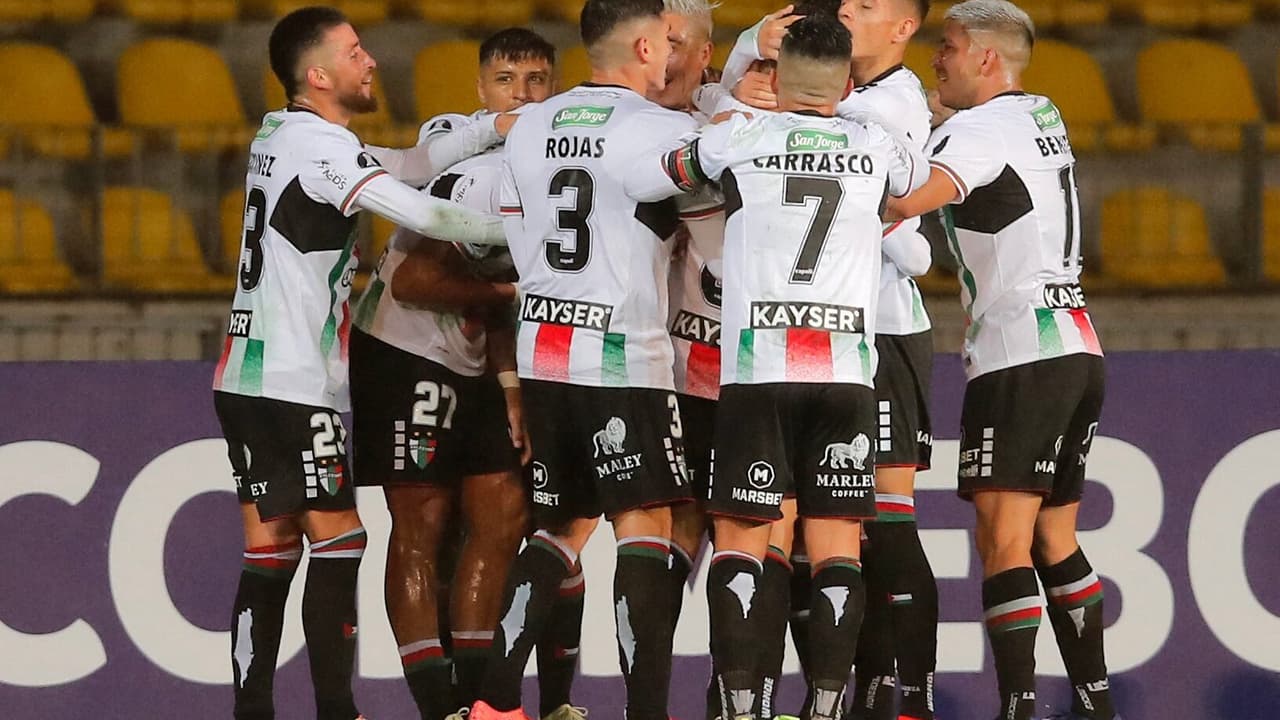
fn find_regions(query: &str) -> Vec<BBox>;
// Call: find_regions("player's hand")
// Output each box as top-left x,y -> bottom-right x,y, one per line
495,113 -> 519,137
757,5 -> 803,61
927,89 -> 956,128
733,69 -> 778,110
504,387 -> 533,465
702,66 -> 723,84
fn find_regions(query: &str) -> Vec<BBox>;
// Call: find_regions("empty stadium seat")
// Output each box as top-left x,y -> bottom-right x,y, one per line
559,44 -> 592,91
244,0 -> 388,24
415,41 -> 482,122
0,0 -> 94,22
1136,39 -> 1277,152
102,187 -> 230,293
1111,0 -> 1252,28
397,0 -> 482,24
117,39 -> 250,154
1054,0 -> 1110,25
1264,189 -> 1280,283
923,1 -> 959,26
1022,39 -> 1155,153
536,0 -> 583,23
484,0 -> 533,25
712,0 -> 773,29
0,191 -> 77,294
0,44 -> 133,160
101,0 -> 237,24
261,66 -> 416,148
1101,187 -> 1226,288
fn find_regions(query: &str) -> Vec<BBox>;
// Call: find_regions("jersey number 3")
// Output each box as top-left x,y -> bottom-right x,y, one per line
239,187 -> 268,292
544,167 -> 595,273
784,175 -> 844,285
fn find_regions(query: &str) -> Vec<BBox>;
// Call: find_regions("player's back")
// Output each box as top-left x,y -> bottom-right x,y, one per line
502,85 -> 697,389
708,111 -> 921,388
215,109 -> 383,411
928,92 -> 1100,378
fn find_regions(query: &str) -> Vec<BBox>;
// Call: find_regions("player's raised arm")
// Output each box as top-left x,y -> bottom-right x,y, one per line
363,111 -> 515,186
352,174 -> 507,245
625,115 -> 742,202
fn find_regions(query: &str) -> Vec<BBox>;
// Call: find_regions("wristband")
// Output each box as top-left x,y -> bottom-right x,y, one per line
497,371 -> 520,389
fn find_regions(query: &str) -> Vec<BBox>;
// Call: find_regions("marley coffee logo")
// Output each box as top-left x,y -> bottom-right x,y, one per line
1032,102 -> 1063,131
552,106 -> 614,129
787,129 -> 848,153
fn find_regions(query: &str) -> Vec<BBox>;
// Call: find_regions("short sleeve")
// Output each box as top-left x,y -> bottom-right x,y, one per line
298,125 -> 390,216
498,152 -> 523,220
425,165 -> 501,215
925,115 -> 1004,204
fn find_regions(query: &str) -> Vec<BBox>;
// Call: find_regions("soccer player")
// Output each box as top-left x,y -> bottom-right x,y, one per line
349,28 -> 570,720
455,2 -> 696,719
213,8 -> 506,720
627,13 -> 928,720
886,2 -> 1114,719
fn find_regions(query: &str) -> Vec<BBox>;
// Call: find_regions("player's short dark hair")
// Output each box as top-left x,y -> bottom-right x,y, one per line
780,13 -> 852,64
793,0 -> 840,17
480,28 -> 557,67
905,0 -> 930,21
269,6 -> 349,100
580,0 -> 666,48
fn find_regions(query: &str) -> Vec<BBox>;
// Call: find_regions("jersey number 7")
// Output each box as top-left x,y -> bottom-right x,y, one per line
784,175 -> 844,285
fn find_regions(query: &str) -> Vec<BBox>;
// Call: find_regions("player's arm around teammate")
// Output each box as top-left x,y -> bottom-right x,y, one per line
886,3 -> 1116,719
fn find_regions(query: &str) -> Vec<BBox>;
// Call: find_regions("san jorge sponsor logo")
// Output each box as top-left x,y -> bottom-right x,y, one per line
787,129 -> 848,153
552,105 -> 614,129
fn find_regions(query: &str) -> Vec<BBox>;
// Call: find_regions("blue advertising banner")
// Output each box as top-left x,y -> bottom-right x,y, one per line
1,352 -> 1278,719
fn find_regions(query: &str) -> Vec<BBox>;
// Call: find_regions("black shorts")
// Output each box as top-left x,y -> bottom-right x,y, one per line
678,393 -> 716,501
214,391 -> 356,521
874,331 -> 934,470
957,354 -> 1105,506
522,379 -> 691,526
350,328 -> 519,486
709,383 -> 878,522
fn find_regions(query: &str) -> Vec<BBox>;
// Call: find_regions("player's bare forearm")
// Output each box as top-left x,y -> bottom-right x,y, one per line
485,321 -> 518,374
885,166 -> 961,222
390,244 -> 517,313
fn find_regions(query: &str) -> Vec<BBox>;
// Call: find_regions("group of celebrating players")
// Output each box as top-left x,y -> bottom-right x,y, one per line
211,1 -> 1119,720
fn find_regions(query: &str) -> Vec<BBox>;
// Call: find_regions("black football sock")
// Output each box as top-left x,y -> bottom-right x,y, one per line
756,546 -> 792,720
807,557 -> 866,720
481,530 -> 575,712
450,630 -> 492,710
851,534 -> 895,720
232,541 -> 302,720
789,553 -> 814,718
398,639 -> 455,720
615,536 -> 677,720
983,567 -> 1041,720
708,550 -> 764,719
668,544 -> 694,634
303,528 -> 366,720
1037,548 -> 1114,720
537,565 -> 585,716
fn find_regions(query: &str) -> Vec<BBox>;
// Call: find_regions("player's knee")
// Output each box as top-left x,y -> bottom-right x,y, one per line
976,520 -> 1034,571
1031,526 -> 1079,568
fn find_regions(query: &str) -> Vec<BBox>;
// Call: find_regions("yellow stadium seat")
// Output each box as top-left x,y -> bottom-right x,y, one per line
396,0 -> 483,24
262,65 -> 416,148
559,44 -> 592,91
117,39 -> 251,154
0,44 -> 133,160
536,0 -> 583,23
712,0 -> 773,29
1054,0 -> 1110,25
903,41 -> 935,88
245,0 -> 387,23
416,41 -> 483,122
1022,39 -> 1155,153
1100,187 -> 1226,288
1136,39 -> 1275,152
1018,0 -> 1057,27
101,187 -> 231,293
923,1 -> 959,27
0,191 -> 77,294
102,0 -> 237,23
1263,189 -> 1280,283
0,0 -> 94,22
484,0 -> 534,25
367,212 -> 396,266
1112,0 -> 1252,28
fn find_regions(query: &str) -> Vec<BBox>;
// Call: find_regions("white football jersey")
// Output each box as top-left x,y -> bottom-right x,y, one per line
669,190 -> 726,400
658,111 -> 927,388
353,150 -> 512,377
927,92 -> 1103,380
838,65 -> 934,336
501,85 -> 698,389
214,108 -> 390,411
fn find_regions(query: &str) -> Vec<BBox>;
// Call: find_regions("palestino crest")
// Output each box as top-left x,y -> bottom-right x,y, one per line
822,434 -> 871,470
593,417 -> 627,457
408,431 -> 437,470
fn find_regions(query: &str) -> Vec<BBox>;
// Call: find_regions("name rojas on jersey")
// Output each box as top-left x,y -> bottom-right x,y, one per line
501,85 -> 698,389
656,111 -> 927,388
214,109 -> 389,411
927,92 -> 1103,380
838,65 -> 934,336
353,146 -> 512,377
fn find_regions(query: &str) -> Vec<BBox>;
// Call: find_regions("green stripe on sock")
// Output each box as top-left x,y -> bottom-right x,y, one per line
618,543 -> 669,563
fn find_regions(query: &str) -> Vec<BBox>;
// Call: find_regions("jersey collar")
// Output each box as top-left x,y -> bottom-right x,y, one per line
855,63 -> 905,92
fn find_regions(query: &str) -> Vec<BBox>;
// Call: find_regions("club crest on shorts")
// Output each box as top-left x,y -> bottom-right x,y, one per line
593,417 -> 627,457
747,460 -> 775,489
821,434 -> 871,470
305,455 -> 345,497
408,431 -> 437,470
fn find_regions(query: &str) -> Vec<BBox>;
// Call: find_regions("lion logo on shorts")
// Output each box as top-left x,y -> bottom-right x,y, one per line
593,417 -> 627,457
821,433 -> 871,470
